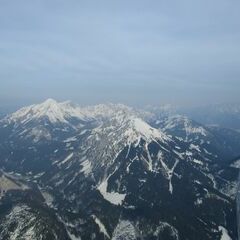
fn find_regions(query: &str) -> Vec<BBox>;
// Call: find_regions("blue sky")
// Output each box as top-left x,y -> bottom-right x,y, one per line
0,0 -> 240,107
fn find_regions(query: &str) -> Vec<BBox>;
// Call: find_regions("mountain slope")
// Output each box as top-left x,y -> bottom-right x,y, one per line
0,99 -> 238,240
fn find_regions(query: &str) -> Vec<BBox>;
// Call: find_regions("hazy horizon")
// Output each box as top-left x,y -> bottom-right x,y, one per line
1,0 -> 240,108
1,97 -> 240,116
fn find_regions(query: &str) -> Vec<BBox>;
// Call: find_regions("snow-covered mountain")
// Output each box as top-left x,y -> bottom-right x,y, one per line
150,114 -> 240,161
4,98 -> 91,125
0,99 -> 239,240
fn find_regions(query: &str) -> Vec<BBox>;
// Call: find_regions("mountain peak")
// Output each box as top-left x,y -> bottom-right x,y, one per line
4,99 -> 88,125
42,98 -> 58,105
125,117 -> 169,144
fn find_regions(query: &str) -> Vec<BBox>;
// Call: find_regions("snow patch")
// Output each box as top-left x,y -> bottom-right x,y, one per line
231,159 -> 240,168
40,190 -> 54,207
112,220 -> 137,240
218,226 -> 232,240
0,174 -> 28,199
98,169 -> 126,206
98,179 -> 126,206
157,151 -> 179,194
64,137 -> 77,143
58,153 -> 73,166
189,144 -> 201,152
80,159 -> 92,176
92,215 -> 110,239
193,159 -> 203,165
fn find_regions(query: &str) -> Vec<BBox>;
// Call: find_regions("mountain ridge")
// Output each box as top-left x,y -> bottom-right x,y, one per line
0,99 -> 239,240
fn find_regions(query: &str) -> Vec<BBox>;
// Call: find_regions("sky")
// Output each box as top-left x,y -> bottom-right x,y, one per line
0,0 -> 240,108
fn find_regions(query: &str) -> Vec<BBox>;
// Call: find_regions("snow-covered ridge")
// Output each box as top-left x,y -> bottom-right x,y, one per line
161,115 -> 208,137
4,100 -> 137,124
90,112 -> 169,150
124,117 -> 169,144
3,99 -> 169,144
80,103 -> 135,119
4,98 -> 90,124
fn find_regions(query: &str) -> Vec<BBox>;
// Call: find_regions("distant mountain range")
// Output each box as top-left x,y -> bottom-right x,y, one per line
0,99 -> 239,240
180,103 -> 240,131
